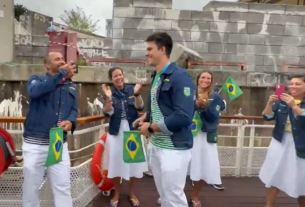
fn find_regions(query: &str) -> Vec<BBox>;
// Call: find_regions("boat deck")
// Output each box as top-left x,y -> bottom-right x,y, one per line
88,176 -> 296,207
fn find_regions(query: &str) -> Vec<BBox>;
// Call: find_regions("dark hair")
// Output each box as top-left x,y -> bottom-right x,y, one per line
196,71 -> 214,96
108,66 -> 123,80
145,32 -> 173,58
289,75 -> 305,82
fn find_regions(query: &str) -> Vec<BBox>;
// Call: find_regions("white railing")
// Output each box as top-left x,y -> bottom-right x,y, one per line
0,122 -> 275,207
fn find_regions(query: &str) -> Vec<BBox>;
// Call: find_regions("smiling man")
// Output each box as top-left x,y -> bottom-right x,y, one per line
136,32 -> 195,207
22,52 -> 78,207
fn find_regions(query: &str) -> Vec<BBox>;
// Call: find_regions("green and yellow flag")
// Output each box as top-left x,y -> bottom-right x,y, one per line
191,112 -> 203,137
123,131 -> 145,163
45,127 -> 64,167
221,77 -> 243,101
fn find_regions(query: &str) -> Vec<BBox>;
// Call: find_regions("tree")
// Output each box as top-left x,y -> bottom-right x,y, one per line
60,6 -> 100,33
14,4 -> 28,21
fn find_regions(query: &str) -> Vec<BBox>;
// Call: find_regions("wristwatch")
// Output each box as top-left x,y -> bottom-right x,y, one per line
148,124 -> 154,134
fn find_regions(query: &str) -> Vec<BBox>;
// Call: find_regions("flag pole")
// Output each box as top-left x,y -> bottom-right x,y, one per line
218,77 -> 230,94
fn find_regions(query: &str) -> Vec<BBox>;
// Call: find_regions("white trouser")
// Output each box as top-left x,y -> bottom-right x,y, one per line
147,143 -> 191,207
22,142 -> 72,207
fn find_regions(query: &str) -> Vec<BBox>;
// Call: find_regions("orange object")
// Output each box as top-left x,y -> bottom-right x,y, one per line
0,127 -> 16,176
90,133 -> 113,191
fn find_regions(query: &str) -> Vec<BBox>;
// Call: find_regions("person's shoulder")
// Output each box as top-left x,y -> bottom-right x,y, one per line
212,92 -> 222,99
28,74 -> 46,83
172,66 -> 192,81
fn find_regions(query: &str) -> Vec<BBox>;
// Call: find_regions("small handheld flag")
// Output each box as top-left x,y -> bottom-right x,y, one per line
123,131 -> 145,163
45,127 -> 64,167
191,112 -> 203,137
221,77 -> 243,101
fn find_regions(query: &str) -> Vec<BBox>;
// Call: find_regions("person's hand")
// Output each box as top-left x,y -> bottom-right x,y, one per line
101,84 -> 112,98
61,61 -> 76,79
196,98 -> 208,107
138,122 -> 151,137
280,93 -> 296,108
58,120 -> 72,132
134,83 -> 142,95
267,94 -> 278,105
132,114 -> 146,128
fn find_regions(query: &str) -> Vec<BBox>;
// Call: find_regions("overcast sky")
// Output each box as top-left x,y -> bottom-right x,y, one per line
14,0 -> 113,36
14,0 -> 236,36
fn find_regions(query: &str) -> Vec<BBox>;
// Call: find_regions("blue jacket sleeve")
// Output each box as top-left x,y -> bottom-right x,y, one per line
27,70 -> 68,99
200,94 -> 224,122
157,72 -> 194,133
263,101 -> 279,121
67,89 -> 78,134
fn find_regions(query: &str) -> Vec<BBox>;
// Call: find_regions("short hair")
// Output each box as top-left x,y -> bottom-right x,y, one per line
108,66 -> 123,80
145,32 -> 173,58
43,54 -> 50,64
289,75 -> 305,82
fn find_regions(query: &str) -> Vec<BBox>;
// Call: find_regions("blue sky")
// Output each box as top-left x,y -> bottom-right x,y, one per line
14,0 -> 236,36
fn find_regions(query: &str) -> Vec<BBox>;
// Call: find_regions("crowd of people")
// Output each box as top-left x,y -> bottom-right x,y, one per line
21,32 -> 305,207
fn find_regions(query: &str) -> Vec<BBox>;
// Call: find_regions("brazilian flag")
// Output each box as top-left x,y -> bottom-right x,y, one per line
191,112 -> 203,137
45,127 -> 64,167
221,77 -> 243,101
123,131 -> 146,163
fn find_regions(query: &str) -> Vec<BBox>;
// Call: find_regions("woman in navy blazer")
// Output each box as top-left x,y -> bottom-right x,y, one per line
261,75 -> 305,207
102,67 -> 147,207
184,71 -> 225,207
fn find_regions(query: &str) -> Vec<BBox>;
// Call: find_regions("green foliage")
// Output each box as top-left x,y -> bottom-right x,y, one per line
78,59 -> 88,66
60,6 -> 100,33
14,4 -> 28,21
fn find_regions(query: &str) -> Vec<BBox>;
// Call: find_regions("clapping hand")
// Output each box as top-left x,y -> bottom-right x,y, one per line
196,98 -> 208,107
134,83 -> 142,95
101,84 -> 112,99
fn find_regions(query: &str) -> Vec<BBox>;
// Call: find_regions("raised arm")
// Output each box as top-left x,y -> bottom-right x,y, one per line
27,70 -> 67,99
263,94 -> 279,121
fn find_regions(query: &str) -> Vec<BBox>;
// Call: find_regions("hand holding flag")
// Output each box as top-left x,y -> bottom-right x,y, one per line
123,131 -> 146,163
191,112 -> 203,137
45,127 -> 64,167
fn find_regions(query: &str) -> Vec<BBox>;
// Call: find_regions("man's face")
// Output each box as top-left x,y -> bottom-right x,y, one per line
146,41 -> 164,67
45,52 -> 66,73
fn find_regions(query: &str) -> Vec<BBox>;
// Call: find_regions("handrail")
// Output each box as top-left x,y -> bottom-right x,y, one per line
87,58 -> 148,67
189,61 -> 247,71
0,114 -> 263,124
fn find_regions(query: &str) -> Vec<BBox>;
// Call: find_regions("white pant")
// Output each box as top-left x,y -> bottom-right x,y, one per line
147,143 -> 191,207
22,142 -> 72,207
103,120 -> 148,180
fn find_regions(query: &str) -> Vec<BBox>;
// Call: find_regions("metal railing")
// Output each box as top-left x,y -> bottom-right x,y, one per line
0,115 -> 274,207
